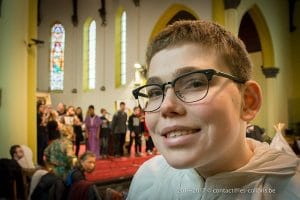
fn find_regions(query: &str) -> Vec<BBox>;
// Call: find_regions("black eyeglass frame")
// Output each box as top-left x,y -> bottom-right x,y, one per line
132,69 -> 246,112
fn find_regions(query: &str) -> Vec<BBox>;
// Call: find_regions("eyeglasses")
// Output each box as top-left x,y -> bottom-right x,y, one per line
132,69 -> 246,112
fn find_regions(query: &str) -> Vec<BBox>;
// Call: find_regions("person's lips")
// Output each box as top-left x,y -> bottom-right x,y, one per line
160,126 -> 201,138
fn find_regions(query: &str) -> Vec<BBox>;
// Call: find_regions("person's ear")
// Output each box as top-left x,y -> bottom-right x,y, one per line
240,81 -> 262,121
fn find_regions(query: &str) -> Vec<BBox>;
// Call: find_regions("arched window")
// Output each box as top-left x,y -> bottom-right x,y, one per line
83,19 -> 97,90
120,11 -> 127,85
115,8 -> 127,87
50,23 -> 65,91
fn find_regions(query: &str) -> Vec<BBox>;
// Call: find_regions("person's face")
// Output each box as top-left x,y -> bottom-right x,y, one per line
76,108 -> 82,115
89,108 -> 95,116
101,110 -> 107,116
57,103 -> 65,113
120,104 -> 125,111
67,107 -> 75,116
134,108 -> 141,115
39,104 -> 45,113
146,44 -> 246,169
14,147 -> 24,160
81,156 -> 96,173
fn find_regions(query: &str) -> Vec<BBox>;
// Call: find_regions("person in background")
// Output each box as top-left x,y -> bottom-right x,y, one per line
142,111 -> 154,155
246,123 -> 264,142
44,124 -> 75,179
84,105 -> 102,159
127,106 -> 143,156
111,102 -> 128,157
67,151 -> 101,200
74,107 -> 84,157
37,101 -> 48,166
57,102 -> 66,123
10,144 -> 35,169
64,106 -> 76,126
99,108 -> 111,159
75,107 -> 84,122
57,102 -> 66,116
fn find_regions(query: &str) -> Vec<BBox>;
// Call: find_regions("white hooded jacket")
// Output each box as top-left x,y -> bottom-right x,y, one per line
127,139 -> 300,200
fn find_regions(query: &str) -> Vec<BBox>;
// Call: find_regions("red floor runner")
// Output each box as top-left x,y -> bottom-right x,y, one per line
76,144 -> 156,182
86,155 -> 155,182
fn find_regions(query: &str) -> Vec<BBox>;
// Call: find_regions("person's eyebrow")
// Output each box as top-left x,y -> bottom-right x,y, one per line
146,76 -> 163,84
172,66 -> 200,78
146,66 -> 200,84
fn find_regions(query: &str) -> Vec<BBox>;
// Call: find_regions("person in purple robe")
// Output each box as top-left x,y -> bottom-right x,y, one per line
84,105 -> 102,159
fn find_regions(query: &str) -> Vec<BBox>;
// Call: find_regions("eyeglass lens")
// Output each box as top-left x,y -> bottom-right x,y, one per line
138,72 -> 209,111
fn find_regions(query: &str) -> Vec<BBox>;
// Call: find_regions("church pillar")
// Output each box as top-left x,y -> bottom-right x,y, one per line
27,0 -> 38,161
223,0 -> 241,36
0,0 -> 37,158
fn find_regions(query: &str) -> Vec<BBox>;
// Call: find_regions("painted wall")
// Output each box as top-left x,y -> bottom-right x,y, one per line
249,52 -> 268,130
236,0 -> 292,135
0,0 -> 29,157
37,0 -> 212,114
289,1 -> 300,128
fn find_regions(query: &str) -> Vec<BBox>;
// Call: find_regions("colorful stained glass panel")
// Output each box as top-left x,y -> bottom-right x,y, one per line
50,24 -> 65,90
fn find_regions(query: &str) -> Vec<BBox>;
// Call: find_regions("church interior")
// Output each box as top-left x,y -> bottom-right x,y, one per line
0,0 -> 300,199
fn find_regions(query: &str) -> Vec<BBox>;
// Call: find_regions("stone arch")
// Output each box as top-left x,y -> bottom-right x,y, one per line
149,4 -> 199,41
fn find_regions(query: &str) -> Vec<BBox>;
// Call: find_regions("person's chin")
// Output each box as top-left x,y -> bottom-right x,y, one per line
163,153 -> 197,169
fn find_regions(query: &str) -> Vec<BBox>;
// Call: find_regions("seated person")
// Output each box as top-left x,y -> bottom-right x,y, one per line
246,124 -> 264,142
29,167 -> 49,199
67,151 -> 101,200
128,20 -> 300,199
10,144 -> 37,198
0,158 -> 25,199
44,122 -> 76,179
10,144 -> 35,169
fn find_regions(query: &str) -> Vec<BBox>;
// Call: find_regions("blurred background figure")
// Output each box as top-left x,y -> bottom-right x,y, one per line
67,151 -> 101,200
127,106 -> 143,157
111,102 -> 127,157
10,144 -> 35,169
246,124 -> 264,142
74,107 -> 84,157
44,123 -> 75,179
100,108 -> 111,159
84,105 -> 102,159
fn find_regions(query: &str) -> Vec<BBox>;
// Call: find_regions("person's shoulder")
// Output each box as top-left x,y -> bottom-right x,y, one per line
128,155 -> 202,199
279,160 -> 300,199
127,156 -> 170,199
139,155 -> 173,172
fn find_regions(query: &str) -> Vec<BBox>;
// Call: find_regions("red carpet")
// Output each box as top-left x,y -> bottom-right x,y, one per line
86,155 -> 155,182
76,144 -> 156,182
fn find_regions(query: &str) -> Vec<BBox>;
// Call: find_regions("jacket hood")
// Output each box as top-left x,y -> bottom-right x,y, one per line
207,138 -> 299,188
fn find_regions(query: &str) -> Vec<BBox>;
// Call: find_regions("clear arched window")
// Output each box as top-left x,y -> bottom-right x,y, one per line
120,11 -> 127,85
83,19 -> 96,90
50,23 -> 65,91
115,8 -> 127,88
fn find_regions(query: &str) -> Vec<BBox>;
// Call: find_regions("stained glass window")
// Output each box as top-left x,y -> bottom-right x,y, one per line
88,20 -> 96,89
120,11 -> 126,85
50,23 -> 65,90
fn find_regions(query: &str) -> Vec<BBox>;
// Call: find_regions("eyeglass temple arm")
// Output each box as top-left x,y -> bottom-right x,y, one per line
215,71 -> 246,84
132,89 -> 148,99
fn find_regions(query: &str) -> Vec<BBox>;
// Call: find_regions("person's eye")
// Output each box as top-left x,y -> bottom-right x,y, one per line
147,88 -> 163,99
183,79 -> 206,90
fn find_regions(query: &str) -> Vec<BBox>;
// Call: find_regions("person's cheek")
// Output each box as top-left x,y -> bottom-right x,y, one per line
145,113 -> 155,134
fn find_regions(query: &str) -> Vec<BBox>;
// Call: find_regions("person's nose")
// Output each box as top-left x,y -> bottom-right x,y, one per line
160,87 -> 186,118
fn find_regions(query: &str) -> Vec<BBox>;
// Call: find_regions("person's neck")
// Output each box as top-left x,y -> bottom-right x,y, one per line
196,139 -> 253,179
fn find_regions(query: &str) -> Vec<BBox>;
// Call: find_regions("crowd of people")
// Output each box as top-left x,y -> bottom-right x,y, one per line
37,101 -> 155,163
0,100 -> 157,199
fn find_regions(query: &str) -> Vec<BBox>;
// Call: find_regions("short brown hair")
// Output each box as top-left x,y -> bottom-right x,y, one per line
146,20 -> 252,81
